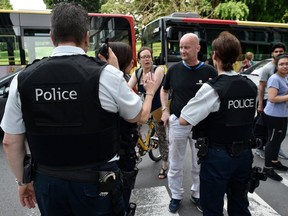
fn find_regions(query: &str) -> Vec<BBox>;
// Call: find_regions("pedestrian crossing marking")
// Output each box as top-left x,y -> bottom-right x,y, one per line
248,193 -> 280,216
132,186 -> 282,216
279,172 -> 288,187
131,186 -> 178,216
224,192 -> 280,216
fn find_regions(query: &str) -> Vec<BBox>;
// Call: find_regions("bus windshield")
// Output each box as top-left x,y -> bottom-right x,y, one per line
141,13 -> 288,71
0,10 -> 136,78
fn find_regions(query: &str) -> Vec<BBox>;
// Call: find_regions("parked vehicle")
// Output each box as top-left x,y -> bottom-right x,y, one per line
240,58 -> 272,86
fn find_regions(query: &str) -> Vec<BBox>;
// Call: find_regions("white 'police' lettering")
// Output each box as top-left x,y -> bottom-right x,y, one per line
228,99 -> 254,109
35,87 -> 78,101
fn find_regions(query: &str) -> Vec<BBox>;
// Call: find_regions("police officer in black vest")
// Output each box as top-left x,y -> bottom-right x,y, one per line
105,42 -> 139,215
1,3 -> 156,216
179,31 -> 257,215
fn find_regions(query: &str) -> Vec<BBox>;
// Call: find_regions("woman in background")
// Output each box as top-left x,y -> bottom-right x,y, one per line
128,47 -> 169,179
263,53 -> 288,182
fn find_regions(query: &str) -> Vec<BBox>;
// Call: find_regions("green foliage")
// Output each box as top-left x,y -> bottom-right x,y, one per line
283,9 -> 288,23
214,1 -> 249,20
244,0 -> 287,22
42,0 -> 106,12
0,0 -> 12,9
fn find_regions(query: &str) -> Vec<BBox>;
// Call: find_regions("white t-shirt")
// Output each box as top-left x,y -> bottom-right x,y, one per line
259,61 -> 275,100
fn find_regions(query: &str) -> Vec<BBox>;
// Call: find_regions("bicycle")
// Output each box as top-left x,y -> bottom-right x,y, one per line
136,116 -> 162,163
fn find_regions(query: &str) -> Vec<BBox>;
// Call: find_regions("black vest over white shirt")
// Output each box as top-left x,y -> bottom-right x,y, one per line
206,74 -> 257,145
18,55 -> 120,167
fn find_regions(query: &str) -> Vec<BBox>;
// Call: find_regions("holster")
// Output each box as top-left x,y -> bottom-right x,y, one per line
226,141 -> 244,157
195,138 -> 208,164
121,168 -> 138,190
23,154 -> 35,184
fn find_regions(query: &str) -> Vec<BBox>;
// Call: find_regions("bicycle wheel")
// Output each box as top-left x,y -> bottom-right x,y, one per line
148,128 -> 162,162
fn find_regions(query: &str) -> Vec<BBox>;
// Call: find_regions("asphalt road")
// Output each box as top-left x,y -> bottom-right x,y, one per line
1,134 -> 288,216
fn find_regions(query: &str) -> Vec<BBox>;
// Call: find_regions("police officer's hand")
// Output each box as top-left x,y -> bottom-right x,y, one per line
98,48 -> 120,70
18,182 -> 37,209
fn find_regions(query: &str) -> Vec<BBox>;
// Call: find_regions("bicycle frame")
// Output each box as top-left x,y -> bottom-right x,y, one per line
137,118 -> 155,152
136,117 -> 162,162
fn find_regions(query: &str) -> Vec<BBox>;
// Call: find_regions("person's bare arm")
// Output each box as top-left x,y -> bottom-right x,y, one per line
268,87 -> 288,103
257,81 -> 266,112
3,133 -> 26,183
3,133 -> 37,209
160,87 -> 170,127
179,117 -> 189,125
127,72 -> 157,124
127,71 -> 138,89
154,66 -> 165,90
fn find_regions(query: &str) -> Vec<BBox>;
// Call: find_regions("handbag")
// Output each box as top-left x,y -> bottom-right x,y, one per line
252,113 -> 268,142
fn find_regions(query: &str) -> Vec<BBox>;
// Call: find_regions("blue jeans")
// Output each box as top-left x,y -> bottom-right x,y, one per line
200,147 -> 252,216
34,163 -> 125,216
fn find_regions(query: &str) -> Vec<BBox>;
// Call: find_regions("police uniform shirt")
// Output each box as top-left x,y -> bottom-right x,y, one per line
1,46 -> 142,135
180,72 -> 241,126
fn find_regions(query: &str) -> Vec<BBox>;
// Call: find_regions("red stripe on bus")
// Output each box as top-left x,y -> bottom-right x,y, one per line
182,18 -> 237,25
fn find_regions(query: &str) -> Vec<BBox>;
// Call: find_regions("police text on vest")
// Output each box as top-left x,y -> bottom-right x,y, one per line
228,99 -> 254,109
35,87 -> 78,101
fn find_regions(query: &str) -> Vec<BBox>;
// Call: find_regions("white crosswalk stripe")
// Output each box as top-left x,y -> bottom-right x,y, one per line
130,186 -> 179,216
132,185 -> 284,216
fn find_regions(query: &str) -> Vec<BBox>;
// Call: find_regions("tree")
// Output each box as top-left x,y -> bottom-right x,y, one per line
100,0 -> 287,33
0,0 -> 12,9
43,0 -> 106,12
213,0 -> 249,20
244,0 -> 287,22
100,0 -> 251,34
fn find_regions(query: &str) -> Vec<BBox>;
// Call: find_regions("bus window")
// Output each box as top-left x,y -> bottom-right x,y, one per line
142,14 -> 288,68
90,16 -> 133,51
0,11 -> 137,78
0,34 -> 21,66
23,29 -> 53,64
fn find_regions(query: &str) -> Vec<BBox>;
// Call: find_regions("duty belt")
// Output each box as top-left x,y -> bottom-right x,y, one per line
209,140 -> 251,157
36,163 -> 121,184
209,141 -> 250,149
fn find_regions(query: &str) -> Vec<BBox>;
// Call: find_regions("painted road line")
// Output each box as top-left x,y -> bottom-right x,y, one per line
131,186 -> 178,216
224,193 -> 280,216
248,193 -> 280,216
279,172 -> 288,187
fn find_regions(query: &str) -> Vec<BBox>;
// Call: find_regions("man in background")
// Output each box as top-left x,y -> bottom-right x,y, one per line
160,33 -> 217,213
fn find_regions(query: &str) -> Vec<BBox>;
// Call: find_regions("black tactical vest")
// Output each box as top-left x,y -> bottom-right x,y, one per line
206,74 -> 257,144
18,55 -> 120,167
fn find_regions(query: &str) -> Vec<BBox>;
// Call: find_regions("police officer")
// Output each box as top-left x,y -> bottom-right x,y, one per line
106,41 -> 139,214
1,3 -> 156,216
179,31 -> 257,216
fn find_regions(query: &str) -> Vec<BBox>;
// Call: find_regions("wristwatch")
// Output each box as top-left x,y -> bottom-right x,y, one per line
15,179 -> 26,186
161,106 -> 167,111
